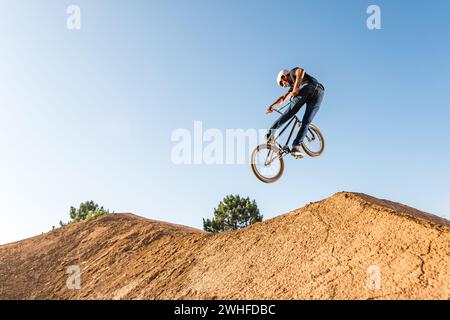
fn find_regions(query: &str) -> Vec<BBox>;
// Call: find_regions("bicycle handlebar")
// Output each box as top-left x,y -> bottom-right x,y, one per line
274,109 -> 283,115
271,96 -> 294,115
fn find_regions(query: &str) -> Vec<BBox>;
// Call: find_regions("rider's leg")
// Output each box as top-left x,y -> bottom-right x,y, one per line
267,91 -> 309,140
292,88 -> 324,147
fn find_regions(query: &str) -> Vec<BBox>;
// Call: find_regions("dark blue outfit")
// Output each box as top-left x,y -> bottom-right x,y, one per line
269,68 -> 325,146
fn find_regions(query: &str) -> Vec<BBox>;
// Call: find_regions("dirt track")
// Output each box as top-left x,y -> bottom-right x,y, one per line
1,192 -> 449,299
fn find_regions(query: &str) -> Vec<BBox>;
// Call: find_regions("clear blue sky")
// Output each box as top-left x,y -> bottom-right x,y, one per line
1,0 -> 449,244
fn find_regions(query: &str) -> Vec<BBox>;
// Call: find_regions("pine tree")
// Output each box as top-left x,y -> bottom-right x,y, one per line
203,195 -> 262,233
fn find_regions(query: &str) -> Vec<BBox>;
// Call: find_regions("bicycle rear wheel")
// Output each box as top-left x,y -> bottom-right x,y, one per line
301,124 -> 325,157
250,144 -> 285,183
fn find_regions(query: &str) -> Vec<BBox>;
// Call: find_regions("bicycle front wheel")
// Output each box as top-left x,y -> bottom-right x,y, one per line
250,144 -> 285,183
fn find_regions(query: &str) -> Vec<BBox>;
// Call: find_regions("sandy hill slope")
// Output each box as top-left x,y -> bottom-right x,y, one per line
0,192 -> 449,300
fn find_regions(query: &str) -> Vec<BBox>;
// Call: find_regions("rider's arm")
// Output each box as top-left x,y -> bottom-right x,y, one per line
266,91 -> 291,113
291,68 -> 305,95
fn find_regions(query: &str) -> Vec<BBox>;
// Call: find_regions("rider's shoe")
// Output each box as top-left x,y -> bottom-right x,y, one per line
291,145 -> 304,158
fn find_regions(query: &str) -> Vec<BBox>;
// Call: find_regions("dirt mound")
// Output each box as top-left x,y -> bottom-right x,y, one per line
1,192 -> 449,300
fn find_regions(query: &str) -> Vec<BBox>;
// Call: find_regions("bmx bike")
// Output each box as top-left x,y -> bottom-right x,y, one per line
250,104 -> 325,183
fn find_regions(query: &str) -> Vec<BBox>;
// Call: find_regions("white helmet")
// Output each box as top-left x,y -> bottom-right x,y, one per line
276,69 -> 290,87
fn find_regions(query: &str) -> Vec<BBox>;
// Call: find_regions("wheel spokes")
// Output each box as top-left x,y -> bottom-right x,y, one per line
302,127 -> 323,155
254,148 -> 281,178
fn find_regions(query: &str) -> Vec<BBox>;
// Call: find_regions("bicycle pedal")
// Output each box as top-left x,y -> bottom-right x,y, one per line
292,153 -> 304,159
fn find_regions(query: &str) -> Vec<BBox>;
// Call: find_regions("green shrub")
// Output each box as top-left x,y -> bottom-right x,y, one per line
59,200 -> 111,227
203,195 -> 262,233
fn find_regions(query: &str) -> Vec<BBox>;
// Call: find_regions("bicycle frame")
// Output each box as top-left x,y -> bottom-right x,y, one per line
271,100 -> 319,148
260,108 -> 301,166
271,108 -> 302,152
263,101 -> 319,165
